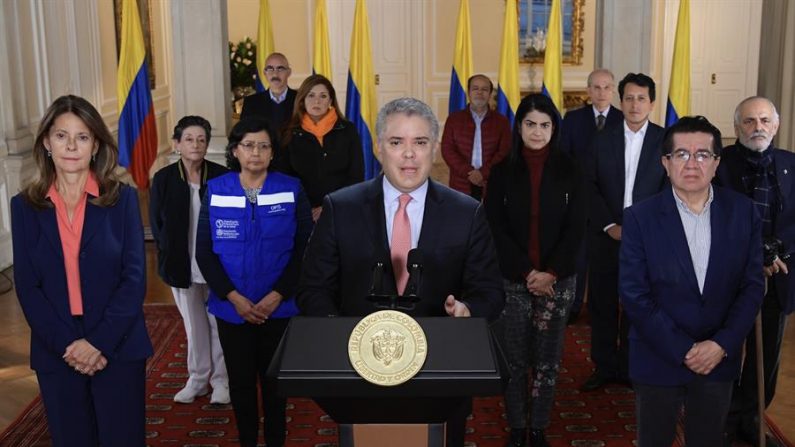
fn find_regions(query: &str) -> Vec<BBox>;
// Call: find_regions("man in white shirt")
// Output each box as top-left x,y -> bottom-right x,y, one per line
297,97 -> 504,446
582,73 -> 667,392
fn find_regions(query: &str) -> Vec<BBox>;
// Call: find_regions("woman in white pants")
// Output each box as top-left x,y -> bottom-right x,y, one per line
150,116 -> 230,404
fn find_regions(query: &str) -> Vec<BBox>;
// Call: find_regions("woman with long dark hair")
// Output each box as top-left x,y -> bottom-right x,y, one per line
11,95 -> 151,446
485,94 -> 587,447
279,74 -> 363,221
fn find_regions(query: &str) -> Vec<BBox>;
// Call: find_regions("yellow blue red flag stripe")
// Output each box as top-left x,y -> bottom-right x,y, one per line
117,0 -> 157,189
497,0 -> 520,125
449,0 -> 473,114
313,0 -> 332,79
255,0 -> 275,92
666,0 -> 690,127
345,0 -> 379,179
542,0 -> 563,112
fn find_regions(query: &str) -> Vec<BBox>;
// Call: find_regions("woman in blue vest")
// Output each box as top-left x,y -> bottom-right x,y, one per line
196,117 -> 312,447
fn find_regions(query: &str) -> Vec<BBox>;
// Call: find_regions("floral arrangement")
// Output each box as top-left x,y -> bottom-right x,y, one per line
229,37 -> 257,98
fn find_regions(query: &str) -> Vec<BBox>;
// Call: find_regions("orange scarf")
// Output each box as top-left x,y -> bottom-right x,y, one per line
301,108 -> 338,146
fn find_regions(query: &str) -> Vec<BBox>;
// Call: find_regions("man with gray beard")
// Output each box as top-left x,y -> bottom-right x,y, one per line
441,74 -> 511,201
716,96 -> 795,447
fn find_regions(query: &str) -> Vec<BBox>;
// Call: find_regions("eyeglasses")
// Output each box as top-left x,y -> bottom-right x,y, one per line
264,65 -> 289,74
665,149 -> 719,163
237,141 -> 272,152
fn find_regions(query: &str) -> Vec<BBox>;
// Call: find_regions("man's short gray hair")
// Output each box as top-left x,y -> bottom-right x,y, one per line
375,97 -> 440,143
587,68 -> 615,87
734,96 -> 780,125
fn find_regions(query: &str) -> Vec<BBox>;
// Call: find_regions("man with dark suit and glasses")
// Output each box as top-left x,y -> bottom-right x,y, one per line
620,116 -> 763,447
297,97 -> 504,446
240,52 -> 297,134
581,73 -> 667,391
716,96 -> 795,447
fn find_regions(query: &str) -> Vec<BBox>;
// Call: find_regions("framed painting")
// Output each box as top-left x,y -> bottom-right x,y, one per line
518,0 -> 585,65
113,0 -> 156,89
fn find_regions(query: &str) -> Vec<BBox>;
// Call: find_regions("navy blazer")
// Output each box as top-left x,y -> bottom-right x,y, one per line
11,186 -> 153,373
297,176 -> 505,320
715,143 -> 795,314
619,187 -> 764,386
560,104 -> 623,164
587,121 -> 666,270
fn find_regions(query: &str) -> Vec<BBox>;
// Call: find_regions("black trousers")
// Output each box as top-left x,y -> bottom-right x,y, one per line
216,317 -> 289,447
634,378 -> 733,447
587,269 -> 629,379
726,283 -> 786,438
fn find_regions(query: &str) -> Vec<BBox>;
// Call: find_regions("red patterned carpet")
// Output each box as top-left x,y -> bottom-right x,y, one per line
0,304 -> 791,447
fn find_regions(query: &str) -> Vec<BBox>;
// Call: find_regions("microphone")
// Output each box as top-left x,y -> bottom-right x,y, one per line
403,248 -> 424,299
368,251 -> 388,298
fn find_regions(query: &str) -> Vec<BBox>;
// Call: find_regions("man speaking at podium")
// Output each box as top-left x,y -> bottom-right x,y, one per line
297,97 -> 504,446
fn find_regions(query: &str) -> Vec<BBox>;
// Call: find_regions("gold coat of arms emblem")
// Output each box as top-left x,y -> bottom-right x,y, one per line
348,310 -> 428,386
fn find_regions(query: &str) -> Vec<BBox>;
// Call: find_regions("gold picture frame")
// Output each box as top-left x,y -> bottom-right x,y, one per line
113,0 -> 155,89
518,0 -> 585,65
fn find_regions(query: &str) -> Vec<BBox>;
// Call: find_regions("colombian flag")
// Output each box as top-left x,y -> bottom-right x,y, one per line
449,0 -> 472,114
313,0 -> 332,80
117,0 -> 157,189
666,0 -> 690,127
542,0 -> 563,112
345,0 -> 379,180
497,0 -> 520,125
255,0 -> 275,92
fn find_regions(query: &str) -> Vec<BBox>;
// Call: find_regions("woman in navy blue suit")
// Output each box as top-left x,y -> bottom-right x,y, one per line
11,95 -> 152,446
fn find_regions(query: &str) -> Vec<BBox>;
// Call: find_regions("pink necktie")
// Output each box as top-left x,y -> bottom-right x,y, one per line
391,193 -> 412,295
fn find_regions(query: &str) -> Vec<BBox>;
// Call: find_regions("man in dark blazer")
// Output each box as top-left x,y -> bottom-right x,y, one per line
559,68 -> 624,323
240,52 -> 297,134
560,68 -> 624,162
298,97 -> 504,446
582,73 -> 667,392
620,116 -> 763,446
716,96 -> 795,447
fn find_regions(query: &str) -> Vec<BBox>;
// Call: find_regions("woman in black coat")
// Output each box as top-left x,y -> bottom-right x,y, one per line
279,74 -> 363,221
485,94 -> 587,447
149,115 -> 229,405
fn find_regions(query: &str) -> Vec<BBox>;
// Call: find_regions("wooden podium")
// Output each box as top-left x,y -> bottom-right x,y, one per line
268,316 -> 507,447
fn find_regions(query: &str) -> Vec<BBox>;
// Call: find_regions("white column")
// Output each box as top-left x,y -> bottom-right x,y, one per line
170,0 -> 232,163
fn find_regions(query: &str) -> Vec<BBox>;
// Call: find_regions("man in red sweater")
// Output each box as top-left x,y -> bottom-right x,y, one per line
441,74 -> 511,200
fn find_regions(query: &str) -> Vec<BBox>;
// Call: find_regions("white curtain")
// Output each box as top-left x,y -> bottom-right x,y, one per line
758,0 -> 795,151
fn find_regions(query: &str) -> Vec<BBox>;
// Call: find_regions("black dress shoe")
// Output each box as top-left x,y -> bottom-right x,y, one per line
528,429 -> 550,447
580,371 -> 608,392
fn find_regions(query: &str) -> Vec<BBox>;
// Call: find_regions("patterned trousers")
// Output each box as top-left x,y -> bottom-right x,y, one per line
500,276 -> 575,430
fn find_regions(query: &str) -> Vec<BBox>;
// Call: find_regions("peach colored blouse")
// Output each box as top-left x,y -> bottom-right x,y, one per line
46,174 -> 99,316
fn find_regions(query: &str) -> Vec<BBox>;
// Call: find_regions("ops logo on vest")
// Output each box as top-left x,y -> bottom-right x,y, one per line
214,219 -> 241,240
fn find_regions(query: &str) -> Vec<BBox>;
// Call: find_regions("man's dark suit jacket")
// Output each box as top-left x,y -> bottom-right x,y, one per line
619,187 -> 763,385
560,104 -> 623,164
240,88 -> 297,134
715,142 -> 795,314
587,121 -> 666,271
297,176 -> 505,320
11,186 -> 153,372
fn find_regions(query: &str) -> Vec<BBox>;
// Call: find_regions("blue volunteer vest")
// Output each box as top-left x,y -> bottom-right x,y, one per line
205,171 -> 301,323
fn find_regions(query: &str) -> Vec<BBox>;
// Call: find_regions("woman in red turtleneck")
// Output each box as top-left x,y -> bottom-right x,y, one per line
485,94 -> 587,447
